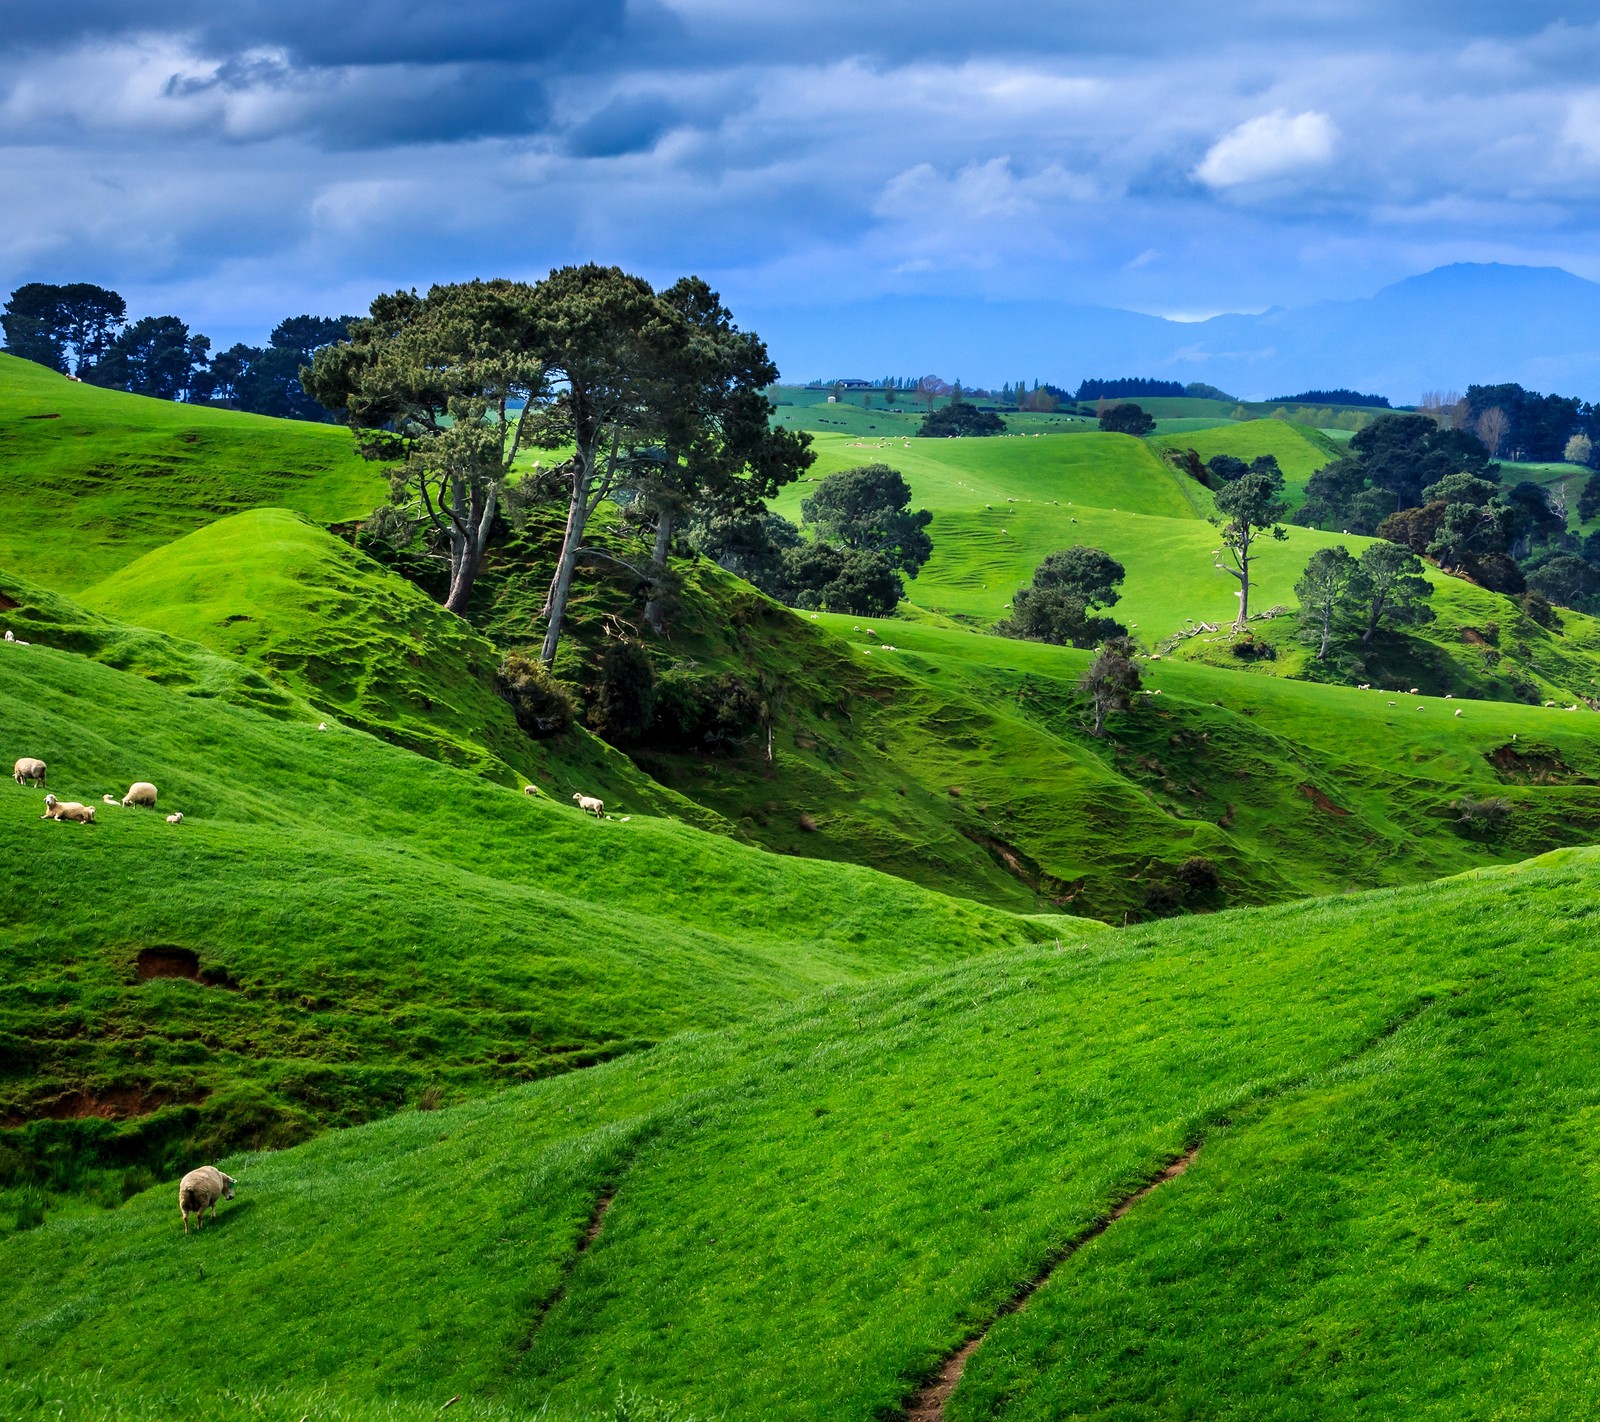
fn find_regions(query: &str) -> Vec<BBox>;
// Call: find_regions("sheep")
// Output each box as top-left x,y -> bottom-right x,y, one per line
121,782 -> 158,809
40,794 -> 95,824
864,628 -> 877,639
166,812 -> 184,824
522,785 -> 540,796
178,1165 -> 236,1233
1454,709 -> 1464,717
318,722 -> 328,731
103,794 -> 117,804
572,793 -> 605,818
12,757 -> 46,787
2,630 -> 9,642
1408,688 -> 1419,695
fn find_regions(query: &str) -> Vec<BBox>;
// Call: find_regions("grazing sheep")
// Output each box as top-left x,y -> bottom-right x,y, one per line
166,812 -> 184,824
40,794 -> 94,824
1408,688 -> 1419,695
1358,683 -> 1371,690
1454,709 -> 1464,717
522,785 -> 540,796
864,628 -> 877,639
178,1166 -> 236,1233
121,782 -> 158,809
12,757 -> 46,787
572,793 -> 605,818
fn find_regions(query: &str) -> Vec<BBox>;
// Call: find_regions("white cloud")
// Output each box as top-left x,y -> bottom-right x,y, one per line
1563,92 -> 1600,160
1194,109 -> 1338,188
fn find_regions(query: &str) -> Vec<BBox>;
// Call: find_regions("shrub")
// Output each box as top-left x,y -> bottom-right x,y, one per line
1516,591 -> 1561,628
496,651 -> 576,738
1230,634 -> 1276,661
918,403 -> 1006,437
1098,402 -> 1156,436
1453,795 -> 1513,838
651,670 -> 763,753
588,642 -> 657,747
1176,857 -> 1221,897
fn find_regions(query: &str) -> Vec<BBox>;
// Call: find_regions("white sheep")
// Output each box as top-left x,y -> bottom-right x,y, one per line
178,1166 -> 236,1233
522,785 -> 540,796
572,793 -> 605,818
2,631 -> 9,642
40,794 -> 95,824
1408,688 -> 1420,695
318,722 -> 328,731
1454,709 -> 1463,717
166,812 -> 184,824
12,757 -> 46,787
122,782 -> 158,809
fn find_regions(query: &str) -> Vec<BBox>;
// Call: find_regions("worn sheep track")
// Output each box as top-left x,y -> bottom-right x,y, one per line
518,1189 -> 615,1352
901,1146 -> 1201,1422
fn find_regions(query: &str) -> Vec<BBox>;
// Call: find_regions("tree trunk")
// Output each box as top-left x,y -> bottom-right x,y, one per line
1234,536 -> 1252,629
441,476 -> 497,618
540,466 -> 593,666
643,506 -> 674,634
1317,604 -> 1333,659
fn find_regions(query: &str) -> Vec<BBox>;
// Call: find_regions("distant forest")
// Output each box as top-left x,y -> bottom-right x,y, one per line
1075,377 -> 1236,401
1271,388 -> 1392,408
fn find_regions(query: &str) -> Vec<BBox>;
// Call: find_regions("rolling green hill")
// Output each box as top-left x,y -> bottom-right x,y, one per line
0,354 -> 385,591
4,844 -> 1600,1419
0,624 -> 1058,1211
1151,416 -> 1339,503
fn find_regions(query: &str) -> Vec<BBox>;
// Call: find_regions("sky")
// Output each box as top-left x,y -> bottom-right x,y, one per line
8,1 -> 1600,369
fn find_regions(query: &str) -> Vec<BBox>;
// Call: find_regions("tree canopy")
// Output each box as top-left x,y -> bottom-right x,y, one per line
1,282 -> 126,375
1079,636 -> 1142,737
87,316 -> 211,401
918,403 -> 1006,437
1098,402 -> 1157,436
800,465 -> 933,577
998,546 -> 1128,648
1212,466 -> 1289,627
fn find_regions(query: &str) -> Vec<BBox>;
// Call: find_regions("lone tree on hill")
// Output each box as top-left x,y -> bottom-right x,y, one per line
305,279 -> 544,616
625,276 -> 812,634
1212,464 -> 1289,628
801,464 -> 933,577
1080,635 -> 1142,737
1294,545 -> 1358,660
999,546 -> 1127,648
2,282 -> 127,375
1351,539 -> 1434,644
918,403 -> 1006,437
1098,402 -> 1156,437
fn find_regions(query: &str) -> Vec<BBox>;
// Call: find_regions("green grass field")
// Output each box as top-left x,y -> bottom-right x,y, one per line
0,354 -> 385,591
6,845 -> 1600,1418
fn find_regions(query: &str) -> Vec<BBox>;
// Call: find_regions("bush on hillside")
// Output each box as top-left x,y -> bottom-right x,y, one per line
1515,590 -> 1561,628
1097,402 -> 1156,437
998,546 -> 1127,649
1452,794 -> 1513,839
1183,381 -> 1235,401
801,464 -> 933,576
651,670 -> 763,753
918,403 -> 1006,437
495,651 -> 576,737
588,641 -> 657,747
1176,856 -> 1222,898
1525,555 -> 1600,613
784,541 -> 903,616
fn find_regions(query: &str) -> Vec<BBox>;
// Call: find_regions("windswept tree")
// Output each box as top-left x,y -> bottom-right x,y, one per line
305,280 -> 543,616
1294,546 -> 1358,660
1351,539 -> 1434,644
2,282 -> 126,374
998,546 -> 1127,648
801,464 -> 933,576
626,277 -> 812,634
520,264 -> 684,665
1080,635 -> 1142,737
1212,464 -> 1289,627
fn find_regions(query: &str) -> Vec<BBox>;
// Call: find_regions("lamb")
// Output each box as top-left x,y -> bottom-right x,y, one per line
12,757 -> 46,787
572,793 -> 605,818
166,812 -> 184,824
103,794 -> 117,804
40,794 -> 95,824
178,1165 -> 236,1233
522,785 -> 540,796
1454,709 -> 1464,717
121,781 -> 158,809
1408,688 -> 1420,695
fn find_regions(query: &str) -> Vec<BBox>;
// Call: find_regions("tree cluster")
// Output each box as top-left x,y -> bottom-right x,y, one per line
1268,388 -> 1391,408
1098,402 -> 1156,436
918,403 -> 1006,437
1075,377 -> 1184,401
1293,542 -> 1435,660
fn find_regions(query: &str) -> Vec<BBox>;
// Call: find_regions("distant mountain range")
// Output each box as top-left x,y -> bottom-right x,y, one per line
749,263 -> 1600,405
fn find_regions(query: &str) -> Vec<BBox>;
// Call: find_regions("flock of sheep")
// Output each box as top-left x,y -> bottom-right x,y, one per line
15,758 -> 179,825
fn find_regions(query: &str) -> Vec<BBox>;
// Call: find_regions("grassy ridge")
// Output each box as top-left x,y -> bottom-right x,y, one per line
0,633 -> 1057,1202
1151,416 -> 1339,502
4,848 -> 1599,1417
0,355 -> 385,591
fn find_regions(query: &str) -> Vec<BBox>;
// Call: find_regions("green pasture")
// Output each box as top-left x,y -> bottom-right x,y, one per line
1151,416 -> 1339,503
0,354 -> 385,591
6,847 -> 1600,1418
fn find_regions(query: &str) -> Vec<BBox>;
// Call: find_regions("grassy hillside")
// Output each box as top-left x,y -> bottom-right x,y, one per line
0,354 -> 385,591
1151,416 -> 1338,503
5,846 -> 1600,1418
0,629 -> 1058,1209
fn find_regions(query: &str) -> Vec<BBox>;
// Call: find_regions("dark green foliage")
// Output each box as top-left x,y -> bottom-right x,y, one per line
918,403 -> 1006,437
1098,402 -> 1157,436
589,642 -> 657,746
206,315 -> 353,421
1351,540 -> 1435,643
1,282 -> 126,375
87,315 -> 211,400
998,546 -> 1128,649
1175,855 -> 1221,897
1270,388 -> 1391,408
1294,545 -> 1358,659
1466,383 -> 1584,461
1212,466 -> 1290,624
650,670 -> 763,752
1581,528 -> 1600,566
800,464 -> 933,576
496,650 -> 577,737
1304,413 -> 1500,530
688,509 -> 802,599
1076,378 -> 1184,400
1375,501 -> 1446,554
1208,453 -> 1283,485
1183,381 -> 1235,400
1427,500 -> 1515,571
782,541 -> 902,615
1525,555 -> 1600,613
1517,590 -> 1561,628
1452,794 -> 1513,837
1579,472 -> 1600,524
1079,635 -> 1142,736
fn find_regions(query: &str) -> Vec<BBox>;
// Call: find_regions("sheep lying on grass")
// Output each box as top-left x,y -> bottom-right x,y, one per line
103,794 -> 117,804
122,782 -> 158,809
178,1166 -> 235,1233
523,785 -> 540,796
40,795 -> 94,824
166,812 -> 184,824
572,793 -> 604,818
12,758 -> 46,787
